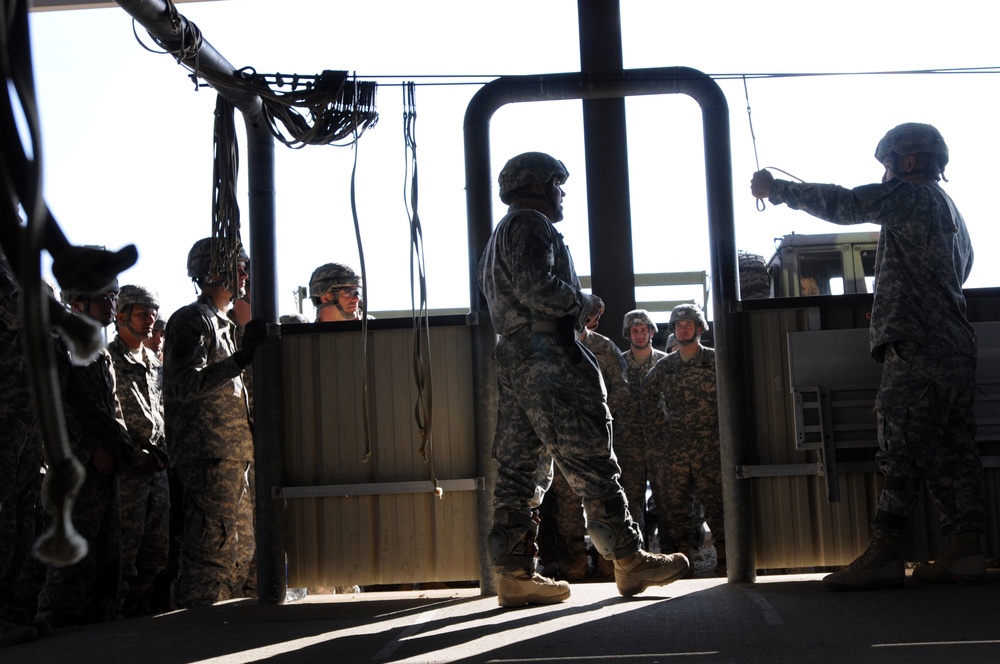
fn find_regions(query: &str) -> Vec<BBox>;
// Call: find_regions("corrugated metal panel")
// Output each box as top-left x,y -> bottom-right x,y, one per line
281,324 -> 479,587
744,307 -> 1000,570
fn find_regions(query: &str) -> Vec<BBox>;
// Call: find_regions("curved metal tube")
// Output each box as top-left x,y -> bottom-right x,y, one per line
464,66 -> 755,585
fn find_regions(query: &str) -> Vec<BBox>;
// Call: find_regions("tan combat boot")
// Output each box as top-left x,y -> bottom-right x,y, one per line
0,617 -> 37,647
563,541 -> 590,582
821,529 -> 904,591
614,550 -> 690,597
497,569 -> 571,607
913,532 -> 987,585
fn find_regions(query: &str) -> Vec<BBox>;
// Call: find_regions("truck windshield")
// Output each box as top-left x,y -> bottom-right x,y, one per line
798,252 -> 844,296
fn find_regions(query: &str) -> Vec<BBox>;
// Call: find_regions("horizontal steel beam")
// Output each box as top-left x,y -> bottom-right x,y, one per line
273,478 -> 485,500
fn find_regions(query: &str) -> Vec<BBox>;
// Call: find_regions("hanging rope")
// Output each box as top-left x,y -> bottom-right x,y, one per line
348,76 -> 374,463
130,2 -> 379,146
209,94 -> 243,289
743,75 -> 807,208
132,0 -> 203,91
246,69 -> 379,148
403,82 -> 440,497
742,75 -> 766,212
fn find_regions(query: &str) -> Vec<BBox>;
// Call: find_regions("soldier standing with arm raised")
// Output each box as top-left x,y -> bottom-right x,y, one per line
751,123 -> 986,590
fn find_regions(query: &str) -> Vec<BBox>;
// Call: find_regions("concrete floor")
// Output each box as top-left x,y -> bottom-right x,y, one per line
5,571 -> 1000,664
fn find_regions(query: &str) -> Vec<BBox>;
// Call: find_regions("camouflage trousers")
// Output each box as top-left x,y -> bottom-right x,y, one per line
490,332 -> 641,567
614,425 -> 670,550
0,407 -> 42,608
875,340 -> 986,534
119,466 -> 170,615
37,464 -> 122,624
662,430 -> 723,551
175,459 -> 255,608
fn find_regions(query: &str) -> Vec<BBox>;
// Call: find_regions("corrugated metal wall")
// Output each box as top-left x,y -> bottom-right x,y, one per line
743,304 -> 1000,570
280,323 -> 480,588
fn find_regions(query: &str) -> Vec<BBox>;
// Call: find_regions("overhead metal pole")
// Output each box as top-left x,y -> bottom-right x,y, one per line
577,0 -> 636,341
465,66 -> 756,585
114,0 -> 285,603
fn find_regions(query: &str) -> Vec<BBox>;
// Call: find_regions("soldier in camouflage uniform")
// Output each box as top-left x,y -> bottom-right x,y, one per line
143,317 -> 166,363
479,151 -> 688,607
108,285 -> 170,616
0,251 -> 43,646
309,263 -> 364,322
752,122 -> 986,590
641,304 -> 723,566
163,239 -> 265,607
37,280 -> 133,628
616,310 -> 669,551
540,306 -> 628,581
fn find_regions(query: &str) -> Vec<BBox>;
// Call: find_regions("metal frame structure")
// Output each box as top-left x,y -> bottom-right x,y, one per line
463,66 -> 756,585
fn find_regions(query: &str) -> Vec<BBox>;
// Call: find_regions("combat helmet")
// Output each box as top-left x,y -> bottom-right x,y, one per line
498,152 -> 569,204
186,237 -> 249,286
309,263 -> 361,306
874,123 -> 949,170
668,303 -> 709,334
60,278 -> 120,305
622,309 -> 657,339
116,284 -> 160,314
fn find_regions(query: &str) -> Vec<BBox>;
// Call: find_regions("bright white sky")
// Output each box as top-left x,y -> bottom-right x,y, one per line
27,0 -> 1000,321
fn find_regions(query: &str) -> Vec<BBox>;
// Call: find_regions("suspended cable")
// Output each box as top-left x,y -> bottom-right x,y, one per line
403,82 -> 439,496
209,93 -> 243,289
347,76 -> 374,463
742,76 -> 806,212
742,75 -> 766,212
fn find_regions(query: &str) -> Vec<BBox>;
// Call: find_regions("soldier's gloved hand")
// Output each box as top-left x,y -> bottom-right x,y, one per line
583,293 -> 605,327
234,318 -> 267,368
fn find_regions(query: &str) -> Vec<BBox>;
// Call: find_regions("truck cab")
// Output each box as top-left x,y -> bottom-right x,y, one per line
767,231 -> 879,297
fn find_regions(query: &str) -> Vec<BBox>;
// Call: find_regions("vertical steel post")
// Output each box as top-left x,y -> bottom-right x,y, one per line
244,117 -> 284,604
577,0 -> 636,339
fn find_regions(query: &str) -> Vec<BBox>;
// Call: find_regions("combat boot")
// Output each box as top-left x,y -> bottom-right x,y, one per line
563,541 -> 590,581
614,549 -> 690,597
0,617 -> 37,647
497,569 -> 571,607
821,529 -> 904,591
913,532 -> 987,585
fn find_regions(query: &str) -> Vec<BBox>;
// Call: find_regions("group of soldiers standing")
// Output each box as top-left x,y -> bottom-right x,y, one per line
539,302 -> 723,583
0,236 -> 371,647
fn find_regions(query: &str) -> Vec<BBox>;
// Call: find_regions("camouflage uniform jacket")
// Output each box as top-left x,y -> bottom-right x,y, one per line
478,204 -> 594,335
618,348 -> 667,441
163,295 -> 252,466
108,336 -> 167,466
769,178 -> 975,358
60,339 -> 134,467
642,346 -> 719,442
580,329 -> 628,414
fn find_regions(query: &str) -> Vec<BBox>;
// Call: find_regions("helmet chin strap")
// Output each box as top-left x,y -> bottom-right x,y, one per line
315,290 -> 360,320
334,301 -> 360,320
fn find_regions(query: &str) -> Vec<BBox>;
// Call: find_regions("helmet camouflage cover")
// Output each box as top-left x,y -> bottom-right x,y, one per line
116,284 -> 160,314
498,152 -> 569,204
309,263 -> 361,304
186,237 -> 249,284
874,122 -> 949,168
60,278 -> 120,305
622,309 -> 657,339
668,303 -> 709,333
